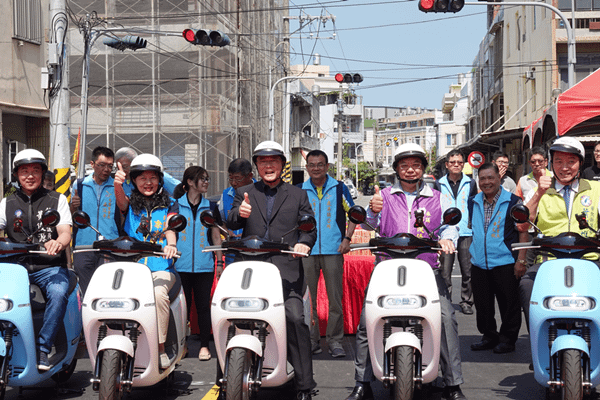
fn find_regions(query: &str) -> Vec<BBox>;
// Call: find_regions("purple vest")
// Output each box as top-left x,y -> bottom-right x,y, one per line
379,187 -> 443,268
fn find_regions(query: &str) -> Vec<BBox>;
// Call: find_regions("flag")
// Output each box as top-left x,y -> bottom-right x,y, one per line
72,128 -> 81,167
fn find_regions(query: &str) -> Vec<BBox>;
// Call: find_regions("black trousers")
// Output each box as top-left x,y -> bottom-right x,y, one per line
284,286 -> 315,392
180,272 -> 214,348
471,264 -> 522,345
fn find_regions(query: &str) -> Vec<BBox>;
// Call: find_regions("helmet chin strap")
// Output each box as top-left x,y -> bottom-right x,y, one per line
397,173 -> 422,185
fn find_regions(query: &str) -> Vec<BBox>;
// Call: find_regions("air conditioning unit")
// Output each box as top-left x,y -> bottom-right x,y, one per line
525,70 -> 535,81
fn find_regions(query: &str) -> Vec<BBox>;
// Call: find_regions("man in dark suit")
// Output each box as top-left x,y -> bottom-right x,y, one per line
227,141 -> 318,400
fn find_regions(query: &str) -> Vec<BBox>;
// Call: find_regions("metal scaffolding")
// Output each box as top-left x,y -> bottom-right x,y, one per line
67,0 -> 288,196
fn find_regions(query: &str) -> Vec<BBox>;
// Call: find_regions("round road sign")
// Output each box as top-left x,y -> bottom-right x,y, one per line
468,151 -> 485,168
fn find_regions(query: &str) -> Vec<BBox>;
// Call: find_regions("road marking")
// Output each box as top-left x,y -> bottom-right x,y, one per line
201,385 -> 220,399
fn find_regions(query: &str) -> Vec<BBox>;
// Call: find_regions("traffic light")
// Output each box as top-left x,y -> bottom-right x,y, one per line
103,35 -> 147,51
334,73 -> 363,84
182,29 -> 230,47
419,0 -> 464,12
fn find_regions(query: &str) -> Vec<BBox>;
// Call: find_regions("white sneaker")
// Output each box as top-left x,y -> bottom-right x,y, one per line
160,352 -> 170,369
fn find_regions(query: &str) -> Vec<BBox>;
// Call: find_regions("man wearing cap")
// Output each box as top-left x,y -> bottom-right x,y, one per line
344,143 -> 467,400
227,141 -> 318,400
519,136 -> 600,330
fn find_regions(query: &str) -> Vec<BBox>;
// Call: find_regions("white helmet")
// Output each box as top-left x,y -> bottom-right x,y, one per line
130,154 -> 164,183
549,136 -> 585,163
392,143 -> 428,171
252,141 -> 286,165
13,149 -> 48,173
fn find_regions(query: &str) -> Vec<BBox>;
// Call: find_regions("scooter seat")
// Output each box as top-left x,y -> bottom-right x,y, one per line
30,269 -> 79,311
168,271 -> 182,303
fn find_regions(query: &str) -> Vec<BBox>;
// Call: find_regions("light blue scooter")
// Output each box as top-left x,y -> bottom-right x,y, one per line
0,210 -> 82,399
512,205 -> 600,400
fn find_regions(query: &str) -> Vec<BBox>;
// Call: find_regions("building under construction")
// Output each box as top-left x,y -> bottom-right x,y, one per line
67,0 -> 289,196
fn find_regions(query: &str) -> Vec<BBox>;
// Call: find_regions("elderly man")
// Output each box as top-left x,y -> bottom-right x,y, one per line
468,162 -> 527,354
344,143 -> 467,400
227,141 -> 317,400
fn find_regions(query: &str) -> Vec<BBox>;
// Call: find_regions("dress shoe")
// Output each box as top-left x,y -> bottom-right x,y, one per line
493,343 -> 515,354
297,389 -> 318,400
460,303 -> 474,315
345,385 -> 374,400
443,386 -> 467,400
470,338 -> 498,351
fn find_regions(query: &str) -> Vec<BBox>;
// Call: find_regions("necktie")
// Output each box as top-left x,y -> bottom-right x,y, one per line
564,185 -> 571,216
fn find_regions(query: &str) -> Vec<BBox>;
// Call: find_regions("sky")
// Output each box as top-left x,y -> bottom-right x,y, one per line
288,0 -> 489,110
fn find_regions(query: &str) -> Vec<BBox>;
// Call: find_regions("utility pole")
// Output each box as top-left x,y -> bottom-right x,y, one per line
49,0 -> 71,195
336,86 -> 344,181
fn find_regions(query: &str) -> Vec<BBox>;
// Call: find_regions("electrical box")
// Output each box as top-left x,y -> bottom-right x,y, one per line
48,43 -> 59,65
41,67 -> 50,89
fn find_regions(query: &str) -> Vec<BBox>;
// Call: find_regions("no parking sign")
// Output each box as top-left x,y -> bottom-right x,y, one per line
468,151 -> 485,169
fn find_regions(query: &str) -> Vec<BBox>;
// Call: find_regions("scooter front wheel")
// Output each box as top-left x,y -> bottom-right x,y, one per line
99,349 -> 125,400
561,349 -> 583,400
393,345 -> 415,400
226,347 -> 254,400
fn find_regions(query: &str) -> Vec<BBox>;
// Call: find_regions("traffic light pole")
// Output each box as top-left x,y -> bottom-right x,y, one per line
268,76 -> 299,142
466,1 -> 575,88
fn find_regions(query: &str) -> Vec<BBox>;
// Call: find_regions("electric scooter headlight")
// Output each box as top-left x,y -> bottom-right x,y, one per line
545,296 -> 593,311
380,295 -> 424,309
0,299 -> 13,313
93,298 -> 139,312
222,298 -> 267,312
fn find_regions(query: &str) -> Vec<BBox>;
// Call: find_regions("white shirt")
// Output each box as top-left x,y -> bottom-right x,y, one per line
0,192 -> 72,230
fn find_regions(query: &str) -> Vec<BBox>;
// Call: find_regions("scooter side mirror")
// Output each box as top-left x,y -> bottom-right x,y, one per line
41,209 -> 61,228
200,210 -> 229,238
348,205 -> 366,225
200,210 -> 218,228
72,210 -> 91,229
297,215 -> 316,233
442,208 -> 462,226
510,204 -> 530,223
510,204 -> 542,234
167,214 -> 187,233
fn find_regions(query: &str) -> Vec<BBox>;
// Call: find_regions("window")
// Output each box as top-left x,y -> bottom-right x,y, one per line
447,134 -> 457,146
13,0 -> 42,44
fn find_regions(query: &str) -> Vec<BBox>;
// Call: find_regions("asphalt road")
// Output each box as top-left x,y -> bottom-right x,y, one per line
1,194 -> 565,400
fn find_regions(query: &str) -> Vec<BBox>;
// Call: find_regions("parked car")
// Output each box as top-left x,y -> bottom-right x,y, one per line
347,182 -> 358,199
423,174 -> 437,190
363,184 -> 375,196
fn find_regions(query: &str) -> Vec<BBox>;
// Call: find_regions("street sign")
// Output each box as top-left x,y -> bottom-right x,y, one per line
468,151 -> 485,168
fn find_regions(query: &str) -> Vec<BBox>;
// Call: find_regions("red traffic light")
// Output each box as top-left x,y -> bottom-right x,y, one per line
419,0 -> 435,11
183,29 -> 197,43
335,73 -> 363,84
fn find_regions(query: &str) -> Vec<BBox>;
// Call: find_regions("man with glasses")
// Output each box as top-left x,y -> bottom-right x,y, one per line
219,158 -> 254,265
299,149 -> 356,357
515,147 -> 552,200
435,150 -> 477,315
70,146 -> 122,294
583,141 -> 600,181
490,151 -> 516,193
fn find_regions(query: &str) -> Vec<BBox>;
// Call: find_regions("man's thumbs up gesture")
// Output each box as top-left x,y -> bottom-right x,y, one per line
239,192 -> 252,218
114,162 -> 126,186
370,185 -> 383,213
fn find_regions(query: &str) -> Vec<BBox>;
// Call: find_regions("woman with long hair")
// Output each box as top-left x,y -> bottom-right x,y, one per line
173,166 -> 223,361
114,154 -> 179,369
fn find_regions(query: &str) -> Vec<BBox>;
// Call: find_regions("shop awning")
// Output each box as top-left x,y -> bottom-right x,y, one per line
553,67 -> 600,136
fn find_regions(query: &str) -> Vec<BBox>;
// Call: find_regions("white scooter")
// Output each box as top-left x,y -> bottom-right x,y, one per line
199,210 -> 315,400
348,205 -> 461,400
72,211 -> 188,399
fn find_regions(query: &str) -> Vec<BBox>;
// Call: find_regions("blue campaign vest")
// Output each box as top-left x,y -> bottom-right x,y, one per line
176,195 -> 217,273
436,175 -> 475,237
123,200 -> 175,272
468,189 -> 521,270
300,176 -> 352,255
74,175 -> 121,246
